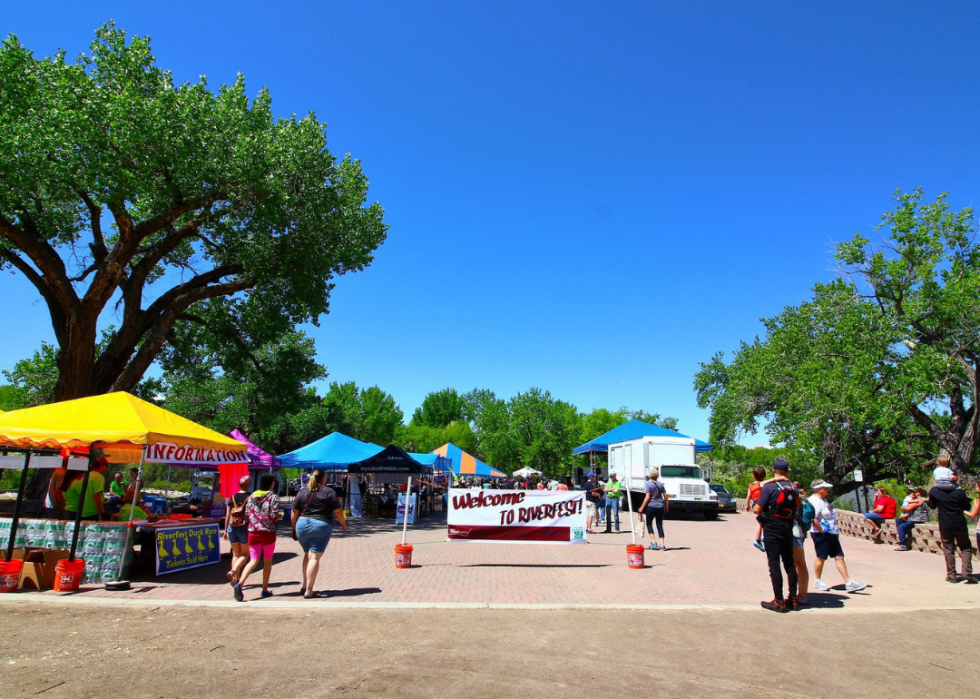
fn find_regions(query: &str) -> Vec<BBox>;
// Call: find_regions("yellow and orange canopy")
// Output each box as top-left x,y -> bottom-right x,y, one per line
0,392 -> 247,465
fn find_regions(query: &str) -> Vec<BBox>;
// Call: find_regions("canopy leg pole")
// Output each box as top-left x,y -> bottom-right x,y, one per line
401,477 -> 412,546
164,465 -> 171,506
107,449 -> 147,591
68,455 -> 94,563
5,451 -> 32,563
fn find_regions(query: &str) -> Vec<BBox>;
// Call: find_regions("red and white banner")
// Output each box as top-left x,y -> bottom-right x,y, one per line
447,488 -> 587,544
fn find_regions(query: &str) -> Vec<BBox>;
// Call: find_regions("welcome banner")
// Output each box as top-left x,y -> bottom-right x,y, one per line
447,488 -> 587,544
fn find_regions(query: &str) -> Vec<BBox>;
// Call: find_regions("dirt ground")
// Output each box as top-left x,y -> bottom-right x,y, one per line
0,603 -> 976,698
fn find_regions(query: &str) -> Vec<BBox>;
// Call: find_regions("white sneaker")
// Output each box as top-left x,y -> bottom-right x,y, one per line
845,580 -> 867,593
813,579 -> 830,591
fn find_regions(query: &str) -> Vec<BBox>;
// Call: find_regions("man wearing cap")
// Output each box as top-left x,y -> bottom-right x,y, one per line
584,473 -> 602,533
753,459 -> 799,612
928,460 -> 974,583
809,479 -> 867,593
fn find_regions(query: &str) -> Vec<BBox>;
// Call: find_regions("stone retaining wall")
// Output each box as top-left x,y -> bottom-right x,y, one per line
735,498 -> 978,556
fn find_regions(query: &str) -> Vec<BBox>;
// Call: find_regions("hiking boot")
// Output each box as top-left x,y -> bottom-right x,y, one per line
787,596 -> 799,611
813,579 -> 830,591
760,599 -> 787,613
947,575 -> 963,584
753,539 -> 765,552
845,580 -> 867,592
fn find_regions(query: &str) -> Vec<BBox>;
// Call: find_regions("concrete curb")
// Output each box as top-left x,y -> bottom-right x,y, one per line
1,593 -> 975,614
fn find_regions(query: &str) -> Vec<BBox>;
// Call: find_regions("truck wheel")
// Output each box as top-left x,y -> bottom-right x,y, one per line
703,511 -> 718,521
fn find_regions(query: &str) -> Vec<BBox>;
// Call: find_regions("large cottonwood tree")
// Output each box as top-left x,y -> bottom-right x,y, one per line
0,25 -> 387,401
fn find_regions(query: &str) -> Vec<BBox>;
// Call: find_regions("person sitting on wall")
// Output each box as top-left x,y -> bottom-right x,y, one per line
895,486 -> 929,551
862,485 -> 898,542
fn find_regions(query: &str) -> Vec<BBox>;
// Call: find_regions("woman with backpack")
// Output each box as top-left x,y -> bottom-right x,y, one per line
233,473 -> 282,602
224,475 -> 251,585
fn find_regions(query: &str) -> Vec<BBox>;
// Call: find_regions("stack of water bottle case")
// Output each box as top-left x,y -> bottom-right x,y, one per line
0,518 -> 134,585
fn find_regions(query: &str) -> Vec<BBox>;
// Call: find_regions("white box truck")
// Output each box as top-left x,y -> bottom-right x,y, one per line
608,435 -> 719,519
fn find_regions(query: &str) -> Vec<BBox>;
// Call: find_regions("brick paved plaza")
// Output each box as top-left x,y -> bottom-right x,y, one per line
14,509 -> 979,611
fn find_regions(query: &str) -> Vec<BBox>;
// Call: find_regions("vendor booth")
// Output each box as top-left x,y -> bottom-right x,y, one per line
0,392 -> 248,588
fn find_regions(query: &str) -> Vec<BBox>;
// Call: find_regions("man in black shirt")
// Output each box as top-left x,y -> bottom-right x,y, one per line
928,463 -> 974,584
753,460 -> 799,612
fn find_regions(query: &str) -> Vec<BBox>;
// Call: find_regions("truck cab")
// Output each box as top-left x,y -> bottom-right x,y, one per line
609,436 -> 719,520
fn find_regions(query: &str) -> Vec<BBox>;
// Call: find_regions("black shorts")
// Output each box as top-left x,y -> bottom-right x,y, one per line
811,532 -> 845,559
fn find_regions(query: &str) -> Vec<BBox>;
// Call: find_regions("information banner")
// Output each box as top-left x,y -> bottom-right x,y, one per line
153,523 -> 221,575
447,488 -> 587,544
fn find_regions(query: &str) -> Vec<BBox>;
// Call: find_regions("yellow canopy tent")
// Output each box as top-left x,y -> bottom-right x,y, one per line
0,392 -> 247,464
0,392 -> 247,570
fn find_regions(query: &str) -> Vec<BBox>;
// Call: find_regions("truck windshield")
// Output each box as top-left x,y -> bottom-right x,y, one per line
660,465 -> 703,479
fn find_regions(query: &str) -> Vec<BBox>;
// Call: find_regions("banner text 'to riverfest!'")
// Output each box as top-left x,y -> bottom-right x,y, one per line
447,489 -> 587,544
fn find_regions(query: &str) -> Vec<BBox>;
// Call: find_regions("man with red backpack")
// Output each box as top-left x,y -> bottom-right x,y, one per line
753,459 -> 799,612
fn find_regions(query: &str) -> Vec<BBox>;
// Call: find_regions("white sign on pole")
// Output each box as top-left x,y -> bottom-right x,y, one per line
854,469 -> 864,482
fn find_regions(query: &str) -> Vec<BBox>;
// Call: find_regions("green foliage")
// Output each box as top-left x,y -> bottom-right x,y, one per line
2,342 -> 58,407
412,389 -> 466,428
158,329 -> 326,454
0,24 -> 387,400
835,189 -> 980,475
397,421 -> 478,455
697,189 -> 980,492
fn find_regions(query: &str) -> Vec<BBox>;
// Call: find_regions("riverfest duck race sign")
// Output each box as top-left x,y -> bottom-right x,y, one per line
447,489 -> 587,544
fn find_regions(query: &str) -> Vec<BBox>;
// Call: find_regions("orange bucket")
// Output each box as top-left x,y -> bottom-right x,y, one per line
395,544 -> 413,569
0,559 -> 23,592
626,544 -> 645,569
54,559 -> 85,592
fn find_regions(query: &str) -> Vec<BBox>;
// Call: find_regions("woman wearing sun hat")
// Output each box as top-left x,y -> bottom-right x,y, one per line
809,479 -> 867,593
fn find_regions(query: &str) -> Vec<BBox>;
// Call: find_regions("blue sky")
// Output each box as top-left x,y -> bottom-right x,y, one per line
1,2 -> 979,445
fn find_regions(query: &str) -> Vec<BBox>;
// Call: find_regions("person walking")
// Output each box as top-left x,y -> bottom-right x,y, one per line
928,463 -> 974,583
291,469 -> 348,598
639,469 -> 669,551
895,486 -> 928,551
233,473 -> 281,602
753,460 -> 799,612
603,473 -> 622,533
584,473 -> 602,533
793,482 -> 815,608
224,475 -> 251,585
809,480 -> 867,593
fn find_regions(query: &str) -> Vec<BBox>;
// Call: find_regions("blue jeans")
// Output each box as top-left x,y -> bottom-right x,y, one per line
896,518 -> 917,547
597,497 -> 605,523
604,497 -> 620,531
296,517 -> 332,554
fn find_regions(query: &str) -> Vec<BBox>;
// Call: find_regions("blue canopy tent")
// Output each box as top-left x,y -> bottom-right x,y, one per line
279,432 -> 383,470
432,442 -> 506,479
572,420 -> 713,456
